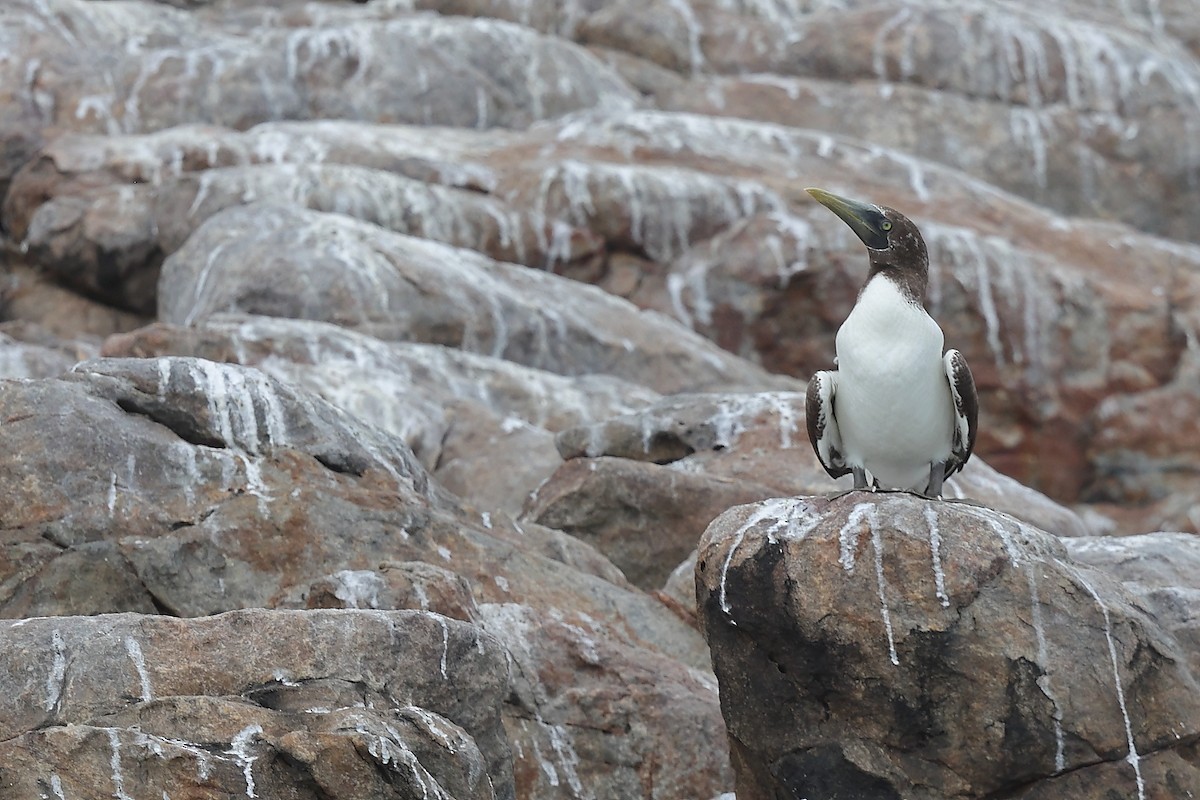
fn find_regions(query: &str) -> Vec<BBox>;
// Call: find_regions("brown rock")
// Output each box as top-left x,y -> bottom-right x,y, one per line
0,609 -> 513,800
525,455 -> 778,590
101,314 -> 663,518
478,601 -> 733,800
0,357 -> 708,670
696,494 -> 1200,798
0,0 -> 638,194
156,203 -> 789,395
555,391 -> 1093,538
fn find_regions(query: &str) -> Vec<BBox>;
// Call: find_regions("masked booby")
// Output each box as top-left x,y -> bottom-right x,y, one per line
804,188 -> 978,498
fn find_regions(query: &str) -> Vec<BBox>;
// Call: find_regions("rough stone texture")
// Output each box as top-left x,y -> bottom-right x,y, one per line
156,203 -> 791,395
478,602 -> 733,800
0,356 -> 705,660
0,0 -> 637,194
546,392 -> 1094,578
0,320 -> 95,379
0,609 -> 514,800
1065,532 -> 1200,677
497,109 -> 1200,516
3,1 -> 1200,797
526,456 -> 778,590
0,356 -> 734,797
99,313 -> 662,514
697,493 -> 1200,799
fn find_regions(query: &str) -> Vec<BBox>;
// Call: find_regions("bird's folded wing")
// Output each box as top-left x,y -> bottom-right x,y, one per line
806,371 -> 851,479
943,349 -> 978,475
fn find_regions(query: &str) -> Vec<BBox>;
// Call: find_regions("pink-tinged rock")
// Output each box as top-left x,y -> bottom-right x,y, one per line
0,609 -> 513,799
478,602 -> 733,800
696,493 -> 1200,799
156,203 -> 789,395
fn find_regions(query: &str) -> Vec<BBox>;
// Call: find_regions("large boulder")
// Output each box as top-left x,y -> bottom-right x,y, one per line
0,0 -> 637,195
696,493 -> 1200,798
156,203 -> 790,395
0,609 -> 514,799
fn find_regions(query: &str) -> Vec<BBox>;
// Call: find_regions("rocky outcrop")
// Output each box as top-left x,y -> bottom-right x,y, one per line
696,493 -> 1200,799
0,0 -> 636,194
532,392 -> 1094,596
4,0 -> 1200,797
155,203 -> 788,395
0,355 -> 734,797
0,609 -> 514,800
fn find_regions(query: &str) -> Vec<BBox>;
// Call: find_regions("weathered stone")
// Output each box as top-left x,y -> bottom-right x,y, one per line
0,0 -> 637,194
0,265 -> 147,339
0,609 -> 514,800
555,391 -> 1093,538
508,108 -> 1200,510
478,602 -> 733,800
157,203 -> 789,395
1065,532 -> 1200,676
6,158 -> 602,314
100,314 -> 662,518
0,321 -> 91,379
0,357 -> 708,670
696,493 -> 1200,799
299,561 -> 481,623
525,455 -> 778,590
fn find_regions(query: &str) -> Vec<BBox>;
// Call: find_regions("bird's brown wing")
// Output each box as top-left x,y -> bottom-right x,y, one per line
943,349 -> 978,477
806,371 -> 851,479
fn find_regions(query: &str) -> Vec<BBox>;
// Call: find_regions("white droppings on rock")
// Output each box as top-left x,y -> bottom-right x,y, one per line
923,505 -> 950,608
329,569 -> 385,609
226,725 -> 264,799
124,636 -> 153,702
44,630 -> 67,713
870,517 -> 900,667
719,497 -> 816,617
838,503 -> 876,572
108,729 -> 133,800
438,617 -> 450,680
1058,561 -> 1145,800
1024,565 -> 1065,773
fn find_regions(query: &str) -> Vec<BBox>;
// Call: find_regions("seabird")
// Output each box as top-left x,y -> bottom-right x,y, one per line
804,188 -> 978,498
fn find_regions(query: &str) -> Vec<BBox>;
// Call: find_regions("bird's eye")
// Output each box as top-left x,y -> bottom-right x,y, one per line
881,221 -> 893,232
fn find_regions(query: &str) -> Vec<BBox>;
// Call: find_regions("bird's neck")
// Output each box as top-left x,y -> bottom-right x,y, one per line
866,255 -> 927,306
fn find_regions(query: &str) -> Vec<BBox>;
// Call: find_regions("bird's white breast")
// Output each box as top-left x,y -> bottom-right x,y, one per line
833,276 -> 953,490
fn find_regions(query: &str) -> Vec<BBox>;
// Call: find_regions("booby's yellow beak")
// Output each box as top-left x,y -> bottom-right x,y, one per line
806,187 -> 890,250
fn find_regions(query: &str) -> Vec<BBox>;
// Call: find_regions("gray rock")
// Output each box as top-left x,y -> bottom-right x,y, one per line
0,609 -> 513,800
696,493 -> 1200,798
0,0 -> 638,192
0,357 -> 707,669
157,203 -> 788,395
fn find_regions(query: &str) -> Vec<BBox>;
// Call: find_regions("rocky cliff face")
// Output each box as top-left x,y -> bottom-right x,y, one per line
1,1 -> 1198,798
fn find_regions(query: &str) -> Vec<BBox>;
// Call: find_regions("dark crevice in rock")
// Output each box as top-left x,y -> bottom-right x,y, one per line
142,587 -> 177,617
312,453 -> 366,478
978,732 -> 1200,799
274,750 -> 340,800
114,396 -> 226,449
770,744 -> 903,800
116,549 -> 179,617
39,530 -> 70,551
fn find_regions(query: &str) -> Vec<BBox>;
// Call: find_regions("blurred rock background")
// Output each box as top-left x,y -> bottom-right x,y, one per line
1,1 -> 1198,798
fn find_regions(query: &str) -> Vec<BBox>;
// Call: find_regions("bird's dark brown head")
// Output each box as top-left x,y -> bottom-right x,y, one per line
805,188 -> 929,303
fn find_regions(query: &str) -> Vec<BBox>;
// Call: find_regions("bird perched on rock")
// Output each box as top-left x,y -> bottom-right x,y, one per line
804,188 -> 977,498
